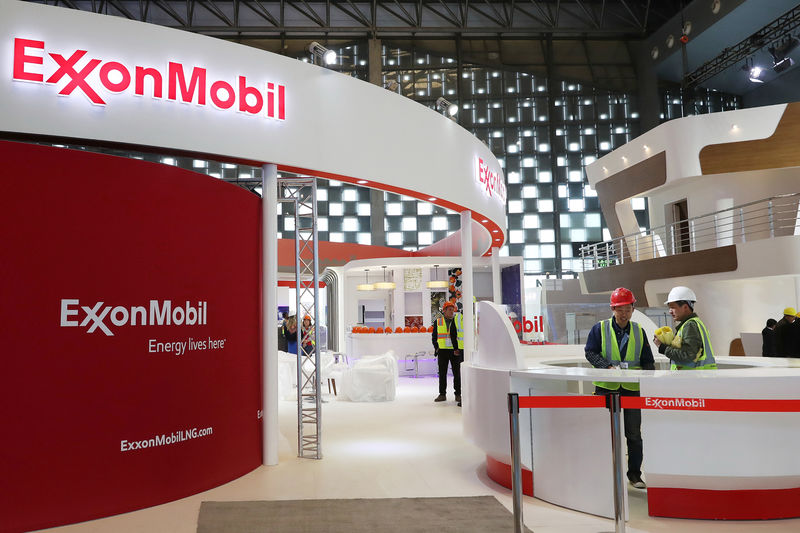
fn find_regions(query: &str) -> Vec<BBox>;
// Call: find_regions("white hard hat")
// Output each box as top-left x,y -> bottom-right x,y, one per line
664,286 -> 697,305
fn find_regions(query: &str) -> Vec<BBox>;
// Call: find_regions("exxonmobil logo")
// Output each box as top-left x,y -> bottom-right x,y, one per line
477,156 -> 506,203
12,37 -> 286,120
512,315 -> 544,334
645,397 -> 707,410
60,299 -> 208,336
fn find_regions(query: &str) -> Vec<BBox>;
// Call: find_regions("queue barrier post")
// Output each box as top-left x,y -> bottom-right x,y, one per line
507,392 -> 626,533
507,393 -> 524,533
606,392 -> 626,533
508,393 -> 800,531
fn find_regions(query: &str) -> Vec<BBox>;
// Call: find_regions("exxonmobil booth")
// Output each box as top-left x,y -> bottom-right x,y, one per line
0,2 -> 506,531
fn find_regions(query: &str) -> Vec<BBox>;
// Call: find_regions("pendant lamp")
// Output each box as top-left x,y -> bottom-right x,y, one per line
374,266 -> 396,290
426,264 -> 449,289
357,269 -> 375,291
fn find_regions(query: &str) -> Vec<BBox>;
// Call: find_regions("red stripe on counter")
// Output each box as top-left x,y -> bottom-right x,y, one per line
485,455 -> 533,497
648,486 -> 800,519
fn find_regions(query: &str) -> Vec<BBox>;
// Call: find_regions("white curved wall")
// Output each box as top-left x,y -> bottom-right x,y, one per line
585,104 -> 787,187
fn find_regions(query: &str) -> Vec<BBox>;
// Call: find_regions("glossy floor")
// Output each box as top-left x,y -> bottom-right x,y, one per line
38,377 -> 800,533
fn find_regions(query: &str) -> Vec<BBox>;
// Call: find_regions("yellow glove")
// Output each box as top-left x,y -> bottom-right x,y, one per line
654,326 -> 674,345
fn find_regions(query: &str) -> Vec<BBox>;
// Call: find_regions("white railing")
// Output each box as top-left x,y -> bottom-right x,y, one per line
580,193 -> 800,271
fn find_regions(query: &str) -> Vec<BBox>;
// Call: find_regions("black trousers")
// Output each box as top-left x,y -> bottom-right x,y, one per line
594,386 -> 643,480
437,349 -> 463,395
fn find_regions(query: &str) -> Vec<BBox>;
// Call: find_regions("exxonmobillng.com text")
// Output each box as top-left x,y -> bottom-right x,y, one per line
120,426 -> 213,452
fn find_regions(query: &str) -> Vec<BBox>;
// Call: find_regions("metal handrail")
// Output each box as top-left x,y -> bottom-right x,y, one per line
580,193 -> 800,271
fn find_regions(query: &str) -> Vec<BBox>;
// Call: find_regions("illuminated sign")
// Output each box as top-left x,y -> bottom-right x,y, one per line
12,37 -> 286,120
477,156 -> 506,203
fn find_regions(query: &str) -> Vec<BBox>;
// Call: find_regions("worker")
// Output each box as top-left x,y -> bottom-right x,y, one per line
585,287 -> 654,489
762,318 -> 778,357
431,301 -> 464,406
301,314 -> 315,353
774,307 -> 797,357
654,286 -> 717,370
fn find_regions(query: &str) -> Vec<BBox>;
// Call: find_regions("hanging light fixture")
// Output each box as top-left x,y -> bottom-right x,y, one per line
374,266 -> 396,289
427,264 -> 449,289
357,269 -> 375,291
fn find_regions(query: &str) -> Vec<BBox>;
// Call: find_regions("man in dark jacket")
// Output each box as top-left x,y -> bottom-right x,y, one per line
762,318 -> 777,356
775,307 -> 797,357
585,287 -> 654,490
431,301 -> 464,406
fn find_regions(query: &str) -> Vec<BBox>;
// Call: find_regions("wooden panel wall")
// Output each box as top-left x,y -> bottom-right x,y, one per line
594,151 -> 667,238
581,246 -> 738,307
700,102 -> 800,175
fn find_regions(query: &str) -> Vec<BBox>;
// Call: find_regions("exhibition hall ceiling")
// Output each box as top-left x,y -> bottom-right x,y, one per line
22,0 -> 686,90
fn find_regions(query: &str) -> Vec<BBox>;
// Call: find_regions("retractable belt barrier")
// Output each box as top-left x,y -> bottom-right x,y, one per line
507,393 -> 800,533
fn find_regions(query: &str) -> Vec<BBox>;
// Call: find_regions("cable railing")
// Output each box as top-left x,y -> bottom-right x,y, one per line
580,193 -> 800,271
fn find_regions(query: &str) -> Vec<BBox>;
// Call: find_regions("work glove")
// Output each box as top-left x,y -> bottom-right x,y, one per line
654,326 -> 675,346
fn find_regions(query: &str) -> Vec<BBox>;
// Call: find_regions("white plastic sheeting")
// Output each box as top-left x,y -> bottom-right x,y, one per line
338,351 -> 399,402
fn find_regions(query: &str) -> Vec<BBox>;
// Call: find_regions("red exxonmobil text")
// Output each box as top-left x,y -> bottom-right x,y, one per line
12,37 -> 286,120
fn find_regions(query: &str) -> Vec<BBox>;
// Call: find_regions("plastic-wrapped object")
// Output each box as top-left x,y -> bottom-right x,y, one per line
338,351 -> 399,402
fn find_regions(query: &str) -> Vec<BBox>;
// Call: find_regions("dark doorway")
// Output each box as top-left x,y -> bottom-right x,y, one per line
667,200 -> 690,253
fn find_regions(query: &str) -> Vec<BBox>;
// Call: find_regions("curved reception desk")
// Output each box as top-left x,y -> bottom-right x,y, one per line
464,302 -> 800,521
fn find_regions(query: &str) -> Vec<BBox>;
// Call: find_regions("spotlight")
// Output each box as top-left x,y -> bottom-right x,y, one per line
307,41 -> 336,65
435,96 -> 458,117
769,36 -> 799,73
748,65 -> 765,83
773,56 -> 795,73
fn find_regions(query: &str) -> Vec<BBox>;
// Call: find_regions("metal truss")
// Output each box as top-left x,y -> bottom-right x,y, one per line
278,177 -> 322,460
685,4 -> 800,88
31,1 -> 674,38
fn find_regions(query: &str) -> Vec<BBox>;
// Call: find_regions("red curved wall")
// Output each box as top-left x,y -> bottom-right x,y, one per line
0,141 -> 262,532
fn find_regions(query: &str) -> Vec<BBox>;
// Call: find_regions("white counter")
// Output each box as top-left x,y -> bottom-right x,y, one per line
345,332 -> 437,376
464,301 -> 800,520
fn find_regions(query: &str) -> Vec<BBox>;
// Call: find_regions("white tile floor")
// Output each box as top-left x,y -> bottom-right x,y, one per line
37,376 -> 800,533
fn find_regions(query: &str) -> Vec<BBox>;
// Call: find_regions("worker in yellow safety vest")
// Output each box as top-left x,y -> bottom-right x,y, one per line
585,287 -> 655,489
654,286 -> 717,370
431,301 -> 464,406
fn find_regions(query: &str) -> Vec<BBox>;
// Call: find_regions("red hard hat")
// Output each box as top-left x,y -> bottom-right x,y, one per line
610,287 -> 636,307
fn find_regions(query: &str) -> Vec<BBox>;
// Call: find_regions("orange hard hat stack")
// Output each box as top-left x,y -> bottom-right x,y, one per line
610,287 -> 636,307
403,326 -> 411,333
376,327 -> 384,333
395,326 -> 403,333
410,326 -> 419,333
368,327 -> 376,333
